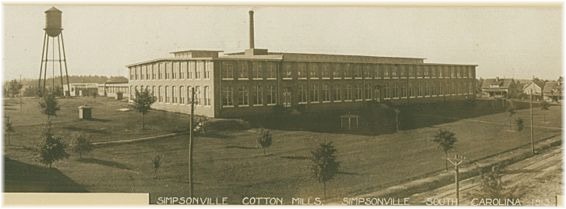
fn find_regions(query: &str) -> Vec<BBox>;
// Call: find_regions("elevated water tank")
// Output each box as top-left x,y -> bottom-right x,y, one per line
45,7 -> 62,37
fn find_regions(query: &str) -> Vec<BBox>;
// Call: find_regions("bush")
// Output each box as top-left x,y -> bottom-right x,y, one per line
38,128 -> 69,168
72,134 -> 94,159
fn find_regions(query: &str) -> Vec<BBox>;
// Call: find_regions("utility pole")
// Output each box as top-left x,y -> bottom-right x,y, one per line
19,74 -> 23,112
188,87 -> 195,196
530,89 -> 535,154
448,154 -> 465,206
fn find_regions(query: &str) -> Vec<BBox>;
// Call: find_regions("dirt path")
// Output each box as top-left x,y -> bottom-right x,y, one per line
409,145 -> 562,206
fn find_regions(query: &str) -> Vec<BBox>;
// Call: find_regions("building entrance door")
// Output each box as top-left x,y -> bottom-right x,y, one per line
283,88 -> 292,107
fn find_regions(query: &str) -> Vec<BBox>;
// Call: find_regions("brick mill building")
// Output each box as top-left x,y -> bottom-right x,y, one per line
127,11 -> 477,118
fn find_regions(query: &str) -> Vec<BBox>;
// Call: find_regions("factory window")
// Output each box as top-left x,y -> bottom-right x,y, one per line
322,84 -> 330,102
354,84 -> 363,101
283,63 -> 293,79
423,66 -> 429,77
299,84 -> 308,104
332,84 -> 342,102
195,62 -> 202,79
266,85 -> 277,105
188,61 -> 194,79
238,86 -> 249,106
391,65 -> 398,78
238,62 -> 249,80
266,63 -> 276,79
195,86 -> 202,105
297,63 -> 307,79
171,86 -> 176,103
252,62 -> 262,80
344,64 -> 353,79
180,86 -> 185,104
163,63 -> 169,79
222,86 -> 233,107
363,65 -> 372,79
468,68 -> 473,78
310,83 -> 319,103
252,85 -> 263,106
400,66 -> 407,78
145,65 -> 150,80
364,83 -> 373,100
152,64 -> 157,79
384,65 -> 390,78
345,84 -> 353,101
204,62 -> 211,79
222,63 -> 234,80
204,86 -> 210,106
164,86 -> 169,103
186,86 -> 192,104
353,64 -> 362,78
309,63 -> 319,79
158,86 -> 162,102
180,62 -> 187,79
408,66 -> 415,78
321,64 -> 330,79
151,86 -> 156,98
332,64 -> 341,79
172,62 -> 179,79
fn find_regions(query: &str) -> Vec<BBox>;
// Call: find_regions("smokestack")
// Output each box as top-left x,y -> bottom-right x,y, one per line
249,10 -> 255,49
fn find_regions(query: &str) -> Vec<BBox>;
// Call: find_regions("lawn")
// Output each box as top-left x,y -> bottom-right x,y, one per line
3,97 -> 562,204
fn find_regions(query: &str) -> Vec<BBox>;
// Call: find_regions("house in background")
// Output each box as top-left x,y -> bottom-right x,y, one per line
63,83 -> 99,97
481,77 -> 517,98
97,76 -> 129,100
522,79 -> 545,101
543,81 -> 562,102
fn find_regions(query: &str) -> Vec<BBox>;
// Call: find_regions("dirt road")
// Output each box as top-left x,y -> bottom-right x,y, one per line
409,145 -> 562,206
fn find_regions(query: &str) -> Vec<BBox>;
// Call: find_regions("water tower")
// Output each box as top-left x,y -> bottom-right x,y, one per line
38,6 -> 70,96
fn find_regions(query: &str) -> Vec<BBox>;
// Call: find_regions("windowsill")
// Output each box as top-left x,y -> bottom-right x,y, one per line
322,101 -> 331,103
344,77 -> 353,79
298,78 -> 307,80
253,78 -> 263,80
322,77 -> 331,80
298,102 -> 307,104
355,77 -> 363,79
253,104 -> 263,107
332,77 -> 342,80
355,99 -> 363,102
222,78 -> 234,80
266,78 -> 277,80
267,103 -> 277,106
310,78 -> 319,80
283,78 -> 293,80
237,105 -> 250,108
333,100 -> 342,103
222,105 -> 235,108
238,78 -> 249,81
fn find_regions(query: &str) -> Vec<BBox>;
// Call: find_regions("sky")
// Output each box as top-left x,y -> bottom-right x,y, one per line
2,4 -> 563,81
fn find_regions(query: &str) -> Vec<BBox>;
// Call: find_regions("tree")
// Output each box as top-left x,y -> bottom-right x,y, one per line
310,141 -> 340,200
256,128 -> 273,156
72,134 -> 93,159
6,79 -> 23,98
515,118 -> 524,132
506,107 -> 516,130
132,88 -> 156,130
540,100 -> 550,123
39,93 -> 60,121
5,116 -> 14,146
432,129 -> 457,171
38,124 -> 69,168
152,154 -> 162,179
477,166 -> 519,199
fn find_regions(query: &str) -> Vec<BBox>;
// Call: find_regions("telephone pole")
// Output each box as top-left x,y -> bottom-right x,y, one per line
530,89 -> 535,154
448,154 -> 465,206
188,87 -> 195,196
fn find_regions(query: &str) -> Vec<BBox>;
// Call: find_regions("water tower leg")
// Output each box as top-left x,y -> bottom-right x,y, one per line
38,32 -> 47,96
42,35 -> 50,95
57,35 -> 65,97
60,32 -> 71,97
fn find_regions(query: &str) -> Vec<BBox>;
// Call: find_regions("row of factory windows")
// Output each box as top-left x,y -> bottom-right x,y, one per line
220,62 -> 474,80
129,61 -> 475,81
131,85 -> 212,106
129,61 -> 214,81
221,80 -> 474,107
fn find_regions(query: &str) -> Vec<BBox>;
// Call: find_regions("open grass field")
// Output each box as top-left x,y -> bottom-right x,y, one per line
3,97 -> 562,204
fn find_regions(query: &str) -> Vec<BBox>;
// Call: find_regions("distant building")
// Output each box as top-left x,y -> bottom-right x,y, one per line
126,11 -> 477,118
63,83 -> 98,97
543,81 -> 562,102
481,78 -> 517,98
522,80 -> 545,100
97,77 -> 129,100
